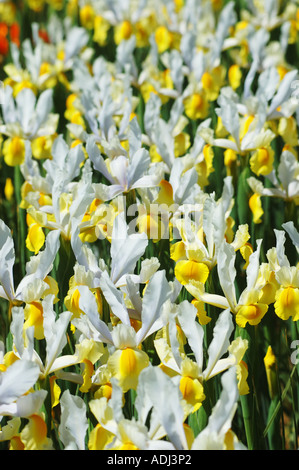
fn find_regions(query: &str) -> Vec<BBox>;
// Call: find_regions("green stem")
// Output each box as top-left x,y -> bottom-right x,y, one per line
265,397 -> 283,450
14,165 -> 26,278
240,394 -> 254,449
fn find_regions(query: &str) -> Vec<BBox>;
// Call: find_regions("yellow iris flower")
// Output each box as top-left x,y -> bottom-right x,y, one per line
274,266 -> 299,321
249,146 -> 275,176
184,92 -> 209,121
154,25 -> 180,53
4,178 -> 14,201
174,259 -> 210,286
93,16 -> 110,47
18,414 -> 53,450
264,346 -> 278,399
88,423 -> 114,450
26,213 -> 46,254
236,291 -> 268,328
108,346 -> 150,392
3,136 -> 26,166
79,4 -> 95,30
249,193 -> 264,224
114,20 -> 134,45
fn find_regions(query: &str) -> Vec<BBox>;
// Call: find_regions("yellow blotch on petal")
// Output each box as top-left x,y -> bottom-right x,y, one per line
156,179 -> 174,206
196,144 -> 214,188
119,443 -> 139,450
20,181 -> 33,209
39,62 -> 57,89
108,347 -> 149,392
94,383 -> 113,401
39,61 -> 51,76
3,351 -> 19,367
20,414 -> 52,450
211,0 -> 223,10
31,135 -> 56,160
228,64 -> 242,90
216,116 -> 229,138
170,241 -> 186,262
4,177 -> 14,201
278,116 -> 299,147
137,211 -> 167,242
249,147 -> 274,176
114,20 -> 133,45
140,83 -> 158,103
201,67 -> 225,101
274,286 -> 299,321
149,144 -> 162,162
179,376 -> 205,412
240,243 -> 253,269
192,299 -> 211,325
26,222 -> 45,254
282,144 -> 298,159
224,148 -> 238,175
236,302 -> 268,327
10,436 -> 25,450
93,15 -> 110,46
24,301 -> 44,340
88,424 -> 114,450
64,287 -> 83,319
134,15 -> 156,48
43,276 -> 59,303
237,360 -> 250,396
264,346 -> 278,399
79,4 -> 95,30
174,132 -> 191,158
38,192 -> 52,207
175,260 -> 209,286
259,270 -> 279,305
201,71 -> 213,91
27,0 -> 45,13
225,216 -> 235,244
184,92 -> 209,120
80,359 -> 94,393
70,110 -> 86,128
249,193 -> 264,224
155,25 -> 173,53
276,65 -> 288,81
3,136 -> 26,167
119,348 -> 137,376
49,375 -> 61,408
224,430 -> 235,450
183,423 -> 195,449
13,81 -> 37,97
79,220 -> 99,243
239,115 -> 255,141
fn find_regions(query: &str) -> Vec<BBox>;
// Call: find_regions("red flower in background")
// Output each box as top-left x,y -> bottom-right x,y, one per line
38,28 -> 50,43
0,21 -> 20,57
0,23 -> 9,55
10,23 -> 20,47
